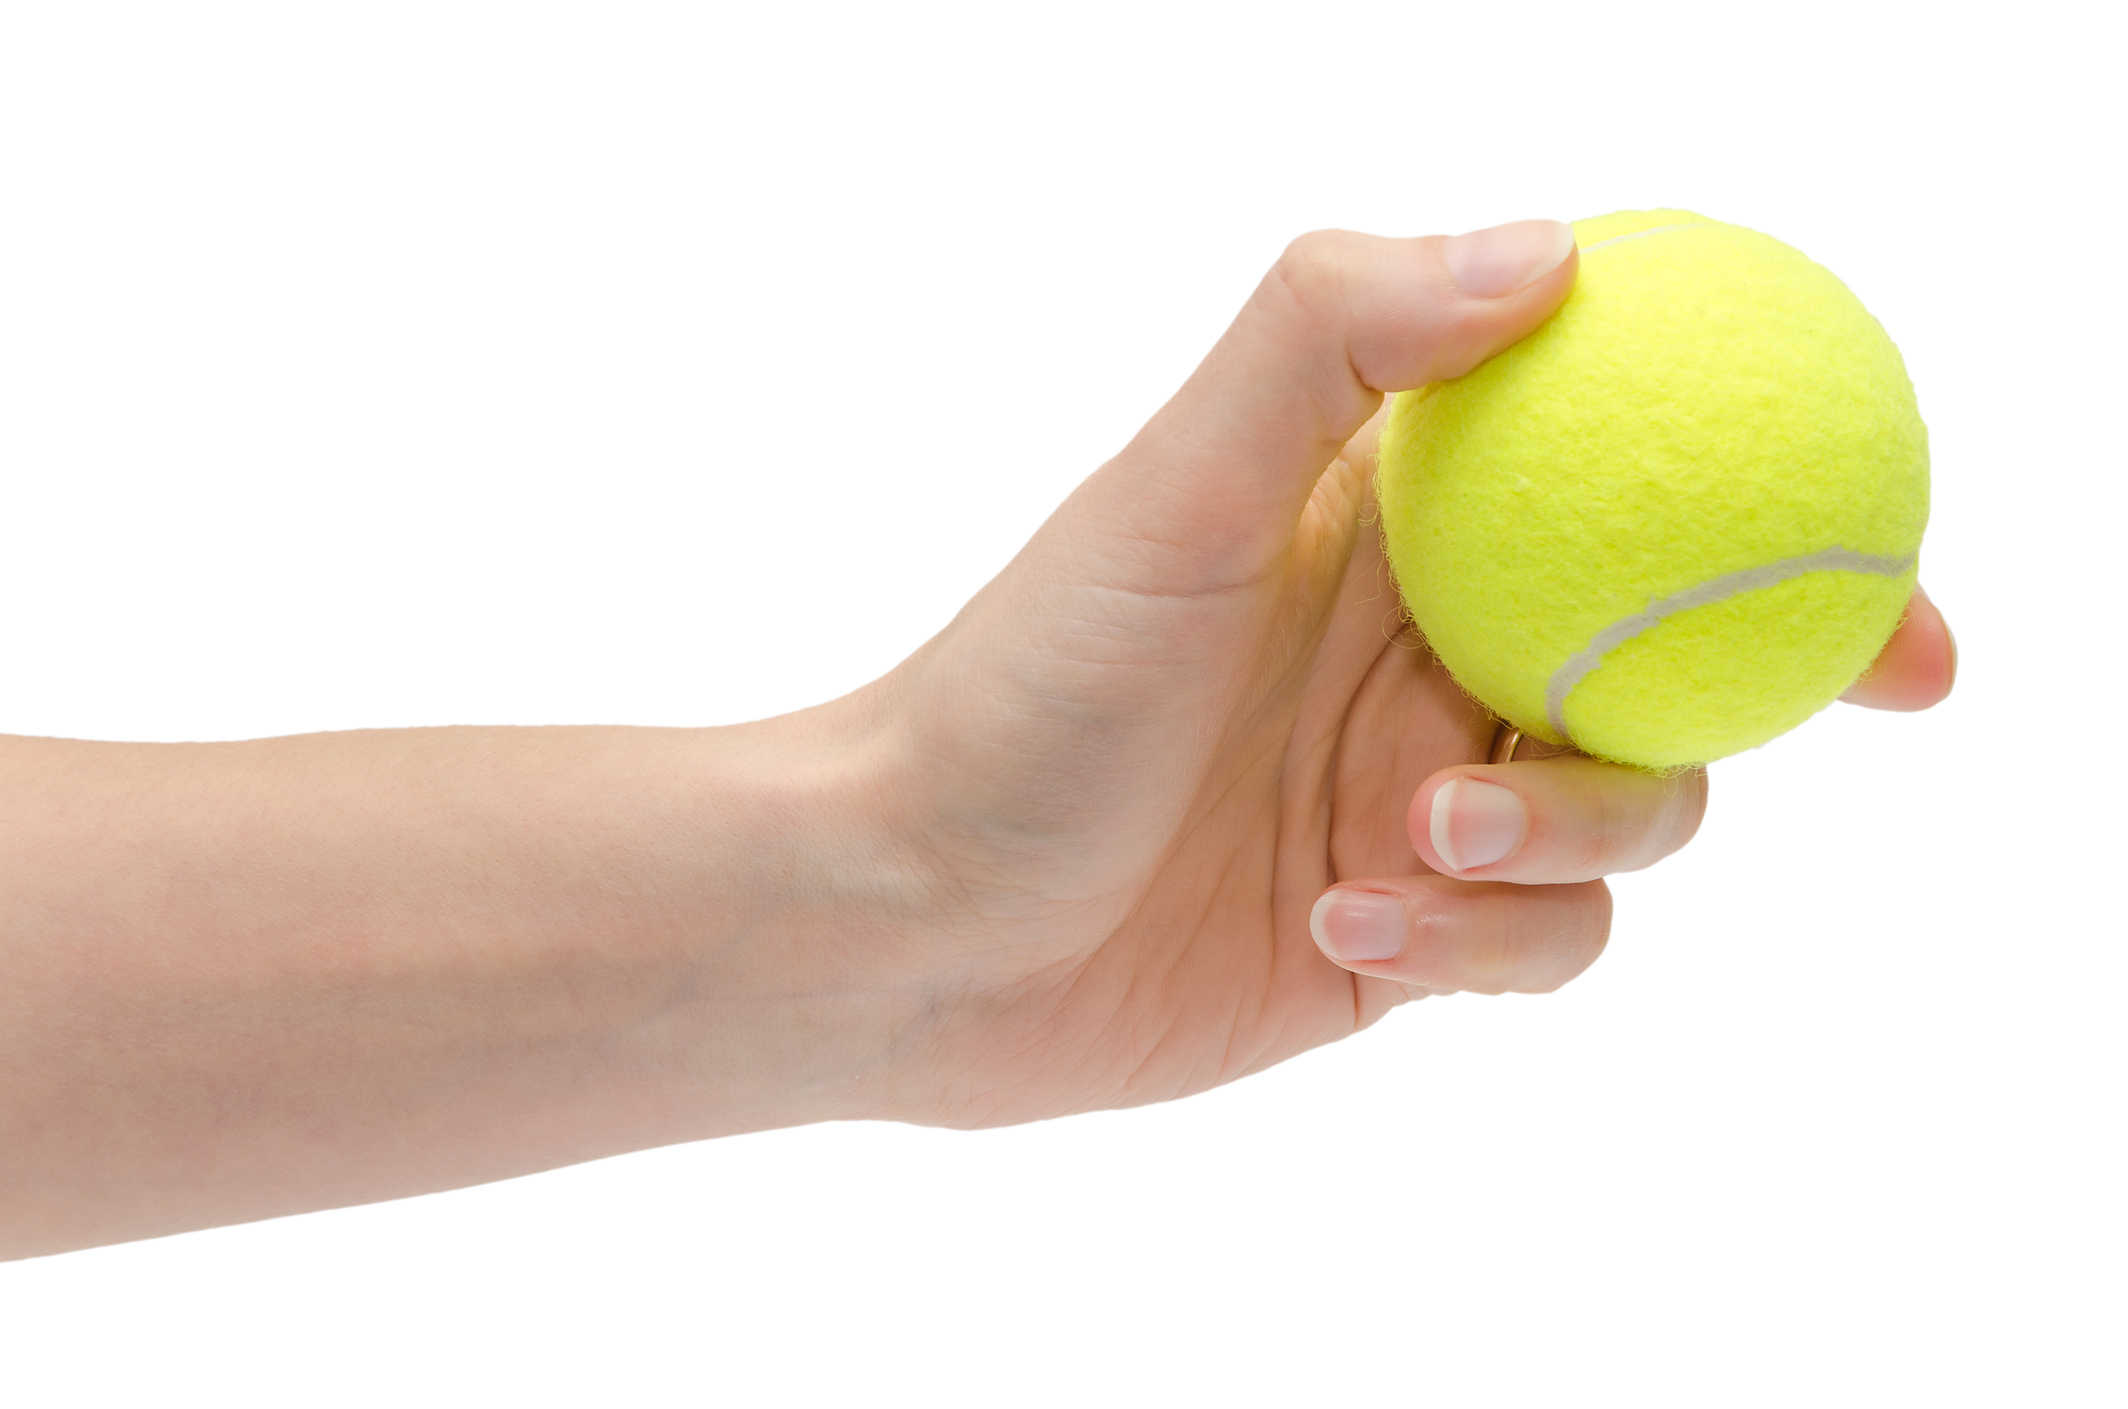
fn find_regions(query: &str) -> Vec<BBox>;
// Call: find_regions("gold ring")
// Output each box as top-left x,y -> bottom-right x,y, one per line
1488,723 -> 1524,765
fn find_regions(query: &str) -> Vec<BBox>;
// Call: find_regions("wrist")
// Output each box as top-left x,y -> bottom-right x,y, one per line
652,691 -> 940,1135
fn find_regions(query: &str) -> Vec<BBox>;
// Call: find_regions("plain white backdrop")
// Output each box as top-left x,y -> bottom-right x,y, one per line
0,2 -> 2120,1403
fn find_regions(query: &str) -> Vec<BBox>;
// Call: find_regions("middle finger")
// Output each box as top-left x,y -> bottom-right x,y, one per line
1410,754 -> 1709,883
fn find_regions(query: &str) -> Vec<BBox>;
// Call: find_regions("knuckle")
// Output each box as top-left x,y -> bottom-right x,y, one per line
1521,882 -> 1612,994
1560,783 -> 1620,875
1457,887 -> 1522,995
1408,876 -> 1612,997
1677,768 -> 1711,847
1562,763 -> 1708,876
1270,230 -> 1357,319
1631,769 -> 1709,870
1568,818 -> 1614,876
1596,773 -> 1654,871
1580,879 -> 1615,948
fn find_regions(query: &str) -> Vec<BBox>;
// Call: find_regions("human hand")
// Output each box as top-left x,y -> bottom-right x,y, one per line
0,221 -> 1955,1255
842,221 -> 1956,1126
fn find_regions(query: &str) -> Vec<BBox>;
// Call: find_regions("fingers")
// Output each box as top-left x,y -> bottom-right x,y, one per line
1308,876 -> 1610,995
1081,220 -> 1578,589
1409,755 -> 1709,884
1842,586 -> 1957,711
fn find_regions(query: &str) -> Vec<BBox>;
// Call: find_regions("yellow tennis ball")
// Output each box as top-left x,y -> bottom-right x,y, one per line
1377,209 -> 1929,771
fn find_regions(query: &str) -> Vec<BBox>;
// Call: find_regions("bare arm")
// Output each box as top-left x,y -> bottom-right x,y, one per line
0,717 -> 911,1256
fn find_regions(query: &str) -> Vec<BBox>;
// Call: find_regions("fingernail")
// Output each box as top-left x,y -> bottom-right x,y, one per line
1309,889 -> 1406,963
1442,220 -> 1576,298
1429,776 -> 1527,873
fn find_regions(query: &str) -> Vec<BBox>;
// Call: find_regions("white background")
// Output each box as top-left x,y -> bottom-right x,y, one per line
0,2 -> 2120,1404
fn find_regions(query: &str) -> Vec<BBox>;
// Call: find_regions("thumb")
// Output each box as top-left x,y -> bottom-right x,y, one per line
1080,221 -> 1577,587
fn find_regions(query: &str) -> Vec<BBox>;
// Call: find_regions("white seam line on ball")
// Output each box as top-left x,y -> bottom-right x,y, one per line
1576,223 -> 1703,254
1543,547 -> 1918,745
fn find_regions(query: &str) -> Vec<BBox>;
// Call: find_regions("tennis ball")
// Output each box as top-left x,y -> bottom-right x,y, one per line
1377,209 -> 1928,771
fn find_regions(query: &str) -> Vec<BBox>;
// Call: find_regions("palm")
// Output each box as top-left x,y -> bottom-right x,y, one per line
896,424 -> 1491,1125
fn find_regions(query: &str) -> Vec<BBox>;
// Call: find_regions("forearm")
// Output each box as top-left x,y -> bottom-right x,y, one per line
0,713 -> 907,1258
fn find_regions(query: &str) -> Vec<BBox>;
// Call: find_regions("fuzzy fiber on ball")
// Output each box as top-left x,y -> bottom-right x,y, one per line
1377,208 -> 1929,771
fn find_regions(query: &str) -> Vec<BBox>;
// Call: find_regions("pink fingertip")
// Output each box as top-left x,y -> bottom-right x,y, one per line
1429,776 -> 1527,873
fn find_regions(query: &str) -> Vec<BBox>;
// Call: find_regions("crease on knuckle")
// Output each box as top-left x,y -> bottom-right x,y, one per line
1564,779 -> 1620,875
1270,230 -> 1354,326
1267,232 -> 1368,430
1522,884 -> 1611,994
1461,886 -> 1520,995
1579,767 -> 1687,876
1629,768 -> 1708,871
1678,768 -> 1711,849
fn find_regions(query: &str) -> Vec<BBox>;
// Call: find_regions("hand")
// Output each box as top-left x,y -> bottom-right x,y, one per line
845,220 -> 1956,1126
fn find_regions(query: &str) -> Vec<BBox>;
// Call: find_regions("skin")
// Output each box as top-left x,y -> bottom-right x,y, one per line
0,222 -> 1955,1259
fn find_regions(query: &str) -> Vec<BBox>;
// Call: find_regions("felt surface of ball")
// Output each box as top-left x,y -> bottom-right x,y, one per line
1377,209 -> 1929,771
